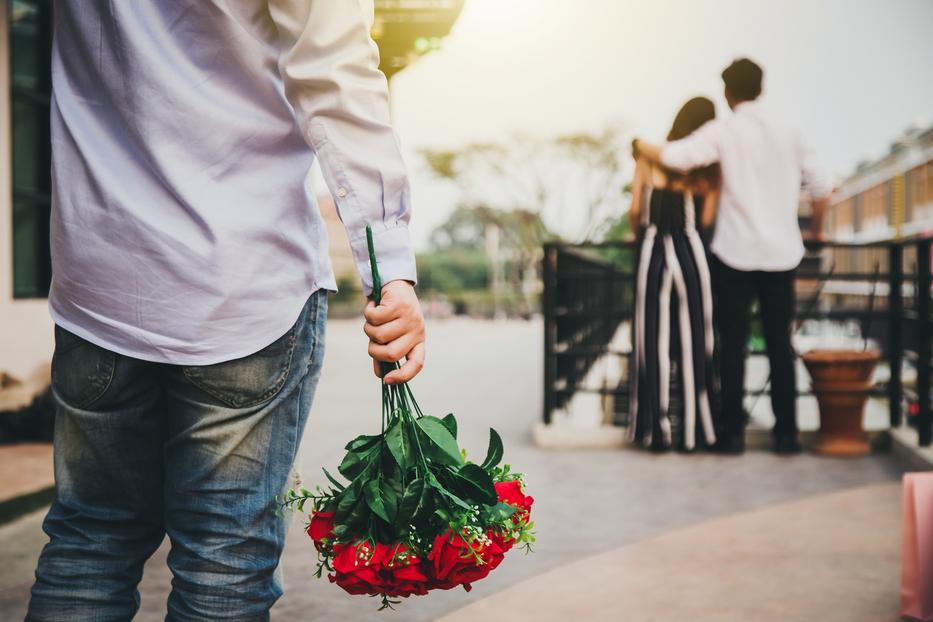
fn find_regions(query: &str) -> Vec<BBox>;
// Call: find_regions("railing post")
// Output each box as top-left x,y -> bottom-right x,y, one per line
543,244 -> 557,425
917,238 -> 931,446
888,243 -> 903,428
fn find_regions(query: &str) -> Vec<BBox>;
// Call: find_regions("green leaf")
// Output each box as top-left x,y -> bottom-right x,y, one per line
339,497 -> 369,533
332,488 -> 366,535
480,428 -> 504,470
345,434 -> 382,454
338,443 -> 380,480
416,416 -> 463,466
321,467 -> 346,492
380,480 -> 399,522
488,501 -> 519,522
364,480 -> 391,523
334,487 -> 358,522
427,473 -> 473,511
441,413 -> 458,439
337,451 -> 362,480
452,463 -> 498,506
385,420 -> 414,470
396,478 -> 426,529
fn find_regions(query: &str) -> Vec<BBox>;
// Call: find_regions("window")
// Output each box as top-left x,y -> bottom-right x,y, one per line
9,0 -> 52,298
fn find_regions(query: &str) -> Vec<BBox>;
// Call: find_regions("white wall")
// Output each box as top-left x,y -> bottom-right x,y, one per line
0,5 -> 55,381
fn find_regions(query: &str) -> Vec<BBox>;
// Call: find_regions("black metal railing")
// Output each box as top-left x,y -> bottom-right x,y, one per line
542,236 -> 933,446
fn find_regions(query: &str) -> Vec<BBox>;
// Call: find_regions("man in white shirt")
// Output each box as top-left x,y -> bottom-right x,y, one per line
635,58 -> 832,455
28,2 -> 425,619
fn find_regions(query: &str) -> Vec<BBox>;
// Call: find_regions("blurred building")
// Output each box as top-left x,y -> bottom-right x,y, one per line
828,125 -> 933,242
819,125 -> 933,304
0,0 -> 463,390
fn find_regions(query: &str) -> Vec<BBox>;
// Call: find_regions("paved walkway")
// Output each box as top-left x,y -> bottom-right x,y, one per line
0,319 -> 907,621
441,483 -> 902,622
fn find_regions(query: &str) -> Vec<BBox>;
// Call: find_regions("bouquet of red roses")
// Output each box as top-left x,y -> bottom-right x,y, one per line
279,226 -> 535,609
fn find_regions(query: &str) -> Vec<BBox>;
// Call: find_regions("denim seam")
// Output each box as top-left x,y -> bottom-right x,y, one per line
181,327 -> 299,409
305,292 -> 323,370
52,347 -> 117,410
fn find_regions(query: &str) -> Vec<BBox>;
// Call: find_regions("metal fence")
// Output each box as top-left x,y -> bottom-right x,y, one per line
542,236 -> 933,446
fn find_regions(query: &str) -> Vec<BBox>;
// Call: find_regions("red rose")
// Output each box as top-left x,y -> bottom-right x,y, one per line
383,544 -> 430,597
427,530 -> 504,592
307,511 -> 335,551
329,541 -> 390,596
487,528 -> 515,553
495,480 -> 534,524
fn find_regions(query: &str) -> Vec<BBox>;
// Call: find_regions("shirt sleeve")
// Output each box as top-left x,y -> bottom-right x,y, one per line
267,0 -> 416,294
796,132 -> 834,200
659,122 -> 722,172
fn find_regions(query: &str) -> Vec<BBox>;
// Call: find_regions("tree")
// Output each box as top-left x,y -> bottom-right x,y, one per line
421,129 -> 632,243
416,248 -> 488,293
425,205 -> 551,315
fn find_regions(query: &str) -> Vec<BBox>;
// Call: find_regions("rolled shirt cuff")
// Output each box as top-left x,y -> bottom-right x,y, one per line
353,223 -> 417,296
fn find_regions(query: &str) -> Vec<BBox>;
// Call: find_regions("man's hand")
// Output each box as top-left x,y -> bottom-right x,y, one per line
363,280 -> 426,385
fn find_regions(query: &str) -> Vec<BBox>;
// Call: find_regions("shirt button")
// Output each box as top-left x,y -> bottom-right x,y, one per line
336,187 -> 348,198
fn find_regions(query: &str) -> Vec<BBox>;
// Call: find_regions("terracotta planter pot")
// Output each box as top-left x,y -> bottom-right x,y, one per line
801,349 -> 880,457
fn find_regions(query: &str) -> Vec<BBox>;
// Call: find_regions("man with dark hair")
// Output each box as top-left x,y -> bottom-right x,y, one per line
721,57 -> 763,103
635,58 -> 833,456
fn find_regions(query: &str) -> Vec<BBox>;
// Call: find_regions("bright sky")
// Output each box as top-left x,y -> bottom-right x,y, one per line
386,0 -> 933,248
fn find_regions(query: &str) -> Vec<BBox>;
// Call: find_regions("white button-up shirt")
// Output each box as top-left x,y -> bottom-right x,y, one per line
661,100 -> 832,272
49,0 -> 415,364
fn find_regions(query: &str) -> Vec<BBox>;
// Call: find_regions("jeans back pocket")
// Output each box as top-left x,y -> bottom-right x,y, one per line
182,323 -> 299,409
51,325 -> 116,410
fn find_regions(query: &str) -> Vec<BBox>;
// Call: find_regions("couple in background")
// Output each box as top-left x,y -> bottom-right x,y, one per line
630,58 -> 833,455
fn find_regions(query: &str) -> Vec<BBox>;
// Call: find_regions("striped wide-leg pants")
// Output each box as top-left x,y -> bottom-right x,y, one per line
629,225 -> 716,450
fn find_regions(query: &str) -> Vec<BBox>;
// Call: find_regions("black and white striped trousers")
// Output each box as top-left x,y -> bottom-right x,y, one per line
629,225 -> 716,450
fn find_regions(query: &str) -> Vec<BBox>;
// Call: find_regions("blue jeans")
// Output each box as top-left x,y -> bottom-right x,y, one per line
27,291 -> 327,621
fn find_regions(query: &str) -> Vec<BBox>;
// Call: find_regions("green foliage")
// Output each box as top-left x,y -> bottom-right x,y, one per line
594,214 -> 638,273
450,463 -> 498,506
428,205 -> 551,254
337,440 -> 379,480
328,273 -> 363,318
364,480 -> 393,523
416,248 -> 489,294
446,288 -> 535,318
480,428 -> 504,470
441,413 -> 458,439
415,416 -> 463,466
322,468 -> 345,492
385,420 -> 414,470
396,477 -> 427,532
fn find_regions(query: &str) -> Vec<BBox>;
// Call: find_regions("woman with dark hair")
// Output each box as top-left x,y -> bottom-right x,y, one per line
628,97 -> 720,451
